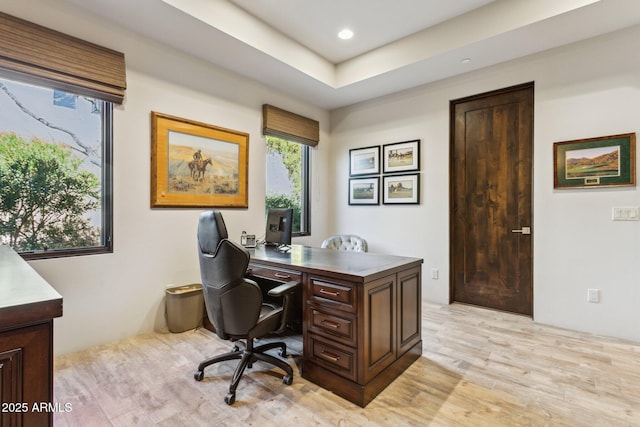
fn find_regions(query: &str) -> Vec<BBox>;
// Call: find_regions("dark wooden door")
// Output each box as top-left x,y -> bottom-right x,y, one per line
450,83 -> 533,316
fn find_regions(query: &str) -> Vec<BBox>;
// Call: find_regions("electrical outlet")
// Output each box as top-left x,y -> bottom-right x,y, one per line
431,268 -> 439,279
587,288 -> 600,303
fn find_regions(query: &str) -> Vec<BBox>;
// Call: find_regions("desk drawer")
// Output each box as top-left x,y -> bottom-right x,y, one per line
247,265 -> 302,283
309,276 -> 356,313
308,305 -> 356,347
307,334 -> 357,382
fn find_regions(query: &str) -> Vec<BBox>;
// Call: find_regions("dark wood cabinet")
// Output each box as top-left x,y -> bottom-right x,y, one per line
248,245 -> 422,407
0,246 -> 63,427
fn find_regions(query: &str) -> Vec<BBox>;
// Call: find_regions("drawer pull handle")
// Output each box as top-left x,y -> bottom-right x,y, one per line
321,320 -> 341,329
320,351 -> 340,362
319,289 -> 340,297
274,272 -> 291,279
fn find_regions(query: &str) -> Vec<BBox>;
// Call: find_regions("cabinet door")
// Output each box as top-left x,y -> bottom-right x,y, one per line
397,266 -> 422,355
0,322 -> 53,427
0,347 -> 23,426
362,275 -> 397,383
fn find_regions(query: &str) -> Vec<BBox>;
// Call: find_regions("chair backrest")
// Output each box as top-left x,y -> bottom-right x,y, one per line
321,234 -> 368,252
197,210 -> 262,339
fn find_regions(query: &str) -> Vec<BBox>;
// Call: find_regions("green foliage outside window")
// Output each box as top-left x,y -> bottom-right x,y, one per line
0,133 -> 100,251
265,193 -> 301,232
266,136 -> 307,234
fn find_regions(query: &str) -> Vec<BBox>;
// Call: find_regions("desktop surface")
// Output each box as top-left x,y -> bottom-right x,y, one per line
249,244 -> 422,282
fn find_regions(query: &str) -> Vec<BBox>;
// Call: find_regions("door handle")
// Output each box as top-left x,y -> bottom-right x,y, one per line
511,226 -> 531,235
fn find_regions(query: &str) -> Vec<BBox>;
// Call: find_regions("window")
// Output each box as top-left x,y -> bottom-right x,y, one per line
265,136 -> 310,236
0,12 -> 124,259
0,76 -> 113,259
262,104 -> 318,237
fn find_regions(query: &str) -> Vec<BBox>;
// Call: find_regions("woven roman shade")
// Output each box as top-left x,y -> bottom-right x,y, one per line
0,12 -> 126,104
262,104 -> 319,146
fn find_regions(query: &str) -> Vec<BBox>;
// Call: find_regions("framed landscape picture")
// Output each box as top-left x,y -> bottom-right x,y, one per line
383,174 -> 420,204
383,139 -> 420,174
349,177 -> 380,205
151,112 -> 249,208
553,133 -> 635,189
350,145 -> 380,176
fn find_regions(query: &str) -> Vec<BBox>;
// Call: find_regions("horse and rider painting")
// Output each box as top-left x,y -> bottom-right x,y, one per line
166,132 -> 239,195
189,149 -> 212,181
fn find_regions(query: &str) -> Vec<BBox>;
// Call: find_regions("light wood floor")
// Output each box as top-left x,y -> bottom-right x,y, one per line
53,301 -> 640,426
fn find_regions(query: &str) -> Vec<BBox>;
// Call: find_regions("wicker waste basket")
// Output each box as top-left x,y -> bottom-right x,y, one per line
165,284 -> 204,333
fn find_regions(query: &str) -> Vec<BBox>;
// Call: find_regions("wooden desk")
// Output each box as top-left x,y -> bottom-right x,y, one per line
247,245 -> 423,407
0,245 -> 63,427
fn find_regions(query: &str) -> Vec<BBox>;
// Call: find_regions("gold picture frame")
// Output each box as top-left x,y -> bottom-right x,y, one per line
151,112 -> 249,208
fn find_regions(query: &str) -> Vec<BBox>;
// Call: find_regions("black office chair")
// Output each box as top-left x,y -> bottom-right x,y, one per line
194,210 -> 300,405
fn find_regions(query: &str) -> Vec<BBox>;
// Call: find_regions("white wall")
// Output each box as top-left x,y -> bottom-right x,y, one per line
2,0 -> 331,355
330,25 -> 640,342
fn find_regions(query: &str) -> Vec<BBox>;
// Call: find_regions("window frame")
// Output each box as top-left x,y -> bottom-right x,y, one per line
1,76 -> 114,260
297,143 -> 311,237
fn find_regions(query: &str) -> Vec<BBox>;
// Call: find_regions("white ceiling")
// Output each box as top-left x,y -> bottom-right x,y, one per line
229,0 -> 496,63
61,0 -> 640,109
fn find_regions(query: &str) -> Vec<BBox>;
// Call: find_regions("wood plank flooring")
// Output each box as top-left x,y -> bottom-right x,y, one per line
53,301 -> 640,426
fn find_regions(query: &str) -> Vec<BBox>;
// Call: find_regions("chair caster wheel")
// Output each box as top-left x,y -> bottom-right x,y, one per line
232,345 -> 240,352
194,370 -> 204,381
224,393 -> 236,405
282,374 -> 293,385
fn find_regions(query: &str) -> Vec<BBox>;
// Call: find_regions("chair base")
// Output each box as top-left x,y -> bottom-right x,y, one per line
194,339 -> 294,405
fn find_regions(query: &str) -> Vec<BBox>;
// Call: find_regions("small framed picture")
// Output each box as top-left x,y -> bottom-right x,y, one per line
383,140 -> 420,174
383,174 -> 420,205
350,146 -> 380,176
553,133 -> 635,189
349,177 -> 380,205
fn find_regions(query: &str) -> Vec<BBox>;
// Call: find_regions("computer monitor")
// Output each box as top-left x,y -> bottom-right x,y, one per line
264,208 -> 293,249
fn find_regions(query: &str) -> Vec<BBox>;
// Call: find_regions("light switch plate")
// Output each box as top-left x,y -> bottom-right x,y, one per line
612,207 -> 639,221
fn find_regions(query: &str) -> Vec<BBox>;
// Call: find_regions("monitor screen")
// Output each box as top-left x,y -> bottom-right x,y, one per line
264,208 -> 293,247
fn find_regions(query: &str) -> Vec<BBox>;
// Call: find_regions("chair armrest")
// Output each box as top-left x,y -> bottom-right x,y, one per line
268,280 -> 301,335
267,280 -> 300,298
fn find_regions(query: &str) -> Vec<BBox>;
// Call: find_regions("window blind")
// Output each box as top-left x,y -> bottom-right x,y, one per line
0,12 -> 126,104
262,104 -> 319,146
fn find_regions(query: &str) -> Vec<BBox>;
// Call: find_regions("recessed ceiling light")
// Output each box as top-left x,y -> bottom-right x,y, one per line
461,58 -> 472,64
338,29 -> 354,40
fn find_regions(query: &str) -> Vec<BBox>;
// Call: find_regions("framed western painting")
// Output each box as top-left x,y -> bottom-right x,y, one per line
350,145 -> 380,176
383,174 -> 420,204
383,139 -> 420,174
151,112 -> 249,208
553,133 -> 635,189
349,177 -> 380,205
